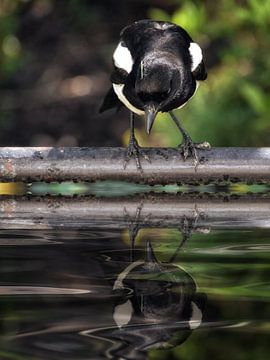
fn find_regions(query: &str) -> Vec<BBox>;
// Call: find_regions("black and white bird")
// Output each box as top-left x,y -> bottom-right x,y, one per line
107,241 -> 206,356
100,19 -> 210,170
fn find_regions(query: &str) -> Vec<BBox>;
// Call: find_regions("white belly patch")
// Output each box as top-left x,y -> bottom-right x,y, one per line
113,83 -> 144,115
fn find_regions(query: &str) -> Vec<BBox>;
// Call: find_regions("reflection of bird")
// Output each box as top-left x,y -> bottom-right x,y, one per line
90,241 -> 206,359
100,19 -> 210,170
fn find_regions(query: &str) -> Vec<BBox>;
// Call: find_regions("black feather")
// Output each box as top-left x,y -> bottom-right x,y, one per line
99,86 -> 122,113
110,67 -> 129,84
101,20 -> 207,115
193,60 -> 207,81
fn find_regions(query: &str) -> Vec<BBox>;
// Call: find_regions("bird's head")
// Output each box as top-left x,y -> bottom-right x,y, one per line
135,59 -> 180,134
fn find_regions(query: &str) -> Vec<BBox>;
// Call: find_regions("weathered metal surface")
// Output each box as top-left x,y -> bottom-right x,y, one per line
1,194 -> 270,229
0,147 -> 270,184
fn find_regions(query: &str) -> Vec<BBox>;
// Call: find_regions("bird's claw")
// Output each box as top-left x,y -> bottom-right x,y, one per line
178,138 -> 211,167
194,141 -> 211,150
123,138 -> 150,172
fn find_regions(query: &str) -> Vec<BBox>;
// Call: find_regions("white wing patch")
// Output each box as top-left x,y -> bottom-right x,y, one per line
112,261 -> 143,328
189,42 -> 203,72
113,300 -> 133,328
113,42 -> 134,74
188,301 -> 203,330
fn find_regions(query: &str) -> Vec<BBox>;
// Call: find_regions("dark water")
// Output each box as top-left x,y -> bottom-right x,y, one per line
0,193 -> 269,360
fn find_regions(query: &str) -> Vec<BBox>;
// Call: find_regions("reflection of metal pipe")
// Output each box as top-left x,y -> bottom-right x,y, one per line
0,147 -> 270,184
1,195 -> 270,229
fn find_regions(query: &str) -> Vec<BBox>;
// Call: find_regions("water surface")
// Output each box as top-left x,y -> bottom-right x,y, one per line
0,192 -> 269,360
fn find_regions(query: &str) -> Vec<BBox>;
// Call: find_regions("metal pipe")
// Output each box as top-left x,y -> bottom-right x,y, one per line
1,195 -> 270,229
0,147 -> 270,184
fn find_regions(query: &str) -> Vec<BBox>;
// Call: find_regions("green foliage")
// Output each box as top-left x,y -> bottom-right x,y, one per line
148,8 -> 171,23
172,1 -> 206,35
0,1 -> 23,78
149,0 -> 270,146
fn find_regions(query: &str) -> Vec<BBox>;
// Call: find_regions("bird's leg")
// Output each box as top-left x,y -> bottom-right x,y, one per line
169,208 -> 210,263
124,112 -> 150,172
169,216 -> 195,263
123,202 -> 144,262
169,111 -> 211,166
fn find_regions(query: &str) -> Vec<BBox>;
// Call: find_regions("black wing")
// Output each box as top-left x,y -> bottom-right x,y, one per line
99,68 -> 128,113
193,60 -> 207,81
99,86 -> 121,113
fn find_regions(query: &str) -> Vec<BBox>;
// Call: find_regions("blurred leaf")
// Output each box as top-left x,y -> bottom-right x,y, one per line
148,8 -> 171,22
240,83 -> 268,114
172,2 -> 206,36
247,0 -> 270,26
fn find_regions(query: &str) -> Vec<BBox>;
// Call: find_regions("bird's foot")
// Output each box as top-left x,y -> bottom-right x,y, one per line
178,137 -> 211,167
123,202 -> 143,244
124,137 -> 150,172
169,209 -> 209,262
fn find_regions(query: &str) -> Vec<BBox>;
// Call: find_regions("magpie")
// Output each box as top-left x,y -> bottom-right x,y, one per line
108,240 -> 206,355
100,19 -> 210,170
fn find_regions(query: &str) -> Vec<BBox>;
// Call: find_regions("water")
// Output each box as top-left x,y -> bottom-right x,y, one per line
0,189 -> 269,360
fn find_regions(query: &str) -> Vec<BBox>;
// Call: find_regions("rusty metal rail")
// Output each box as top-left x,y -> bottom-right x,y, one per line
0,147 -> 270,184
1,194 -> 270,229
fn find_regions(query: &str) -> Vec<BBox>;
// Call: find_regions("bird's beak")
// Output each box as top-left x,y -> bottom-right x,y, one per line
144,104 -> 158,135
